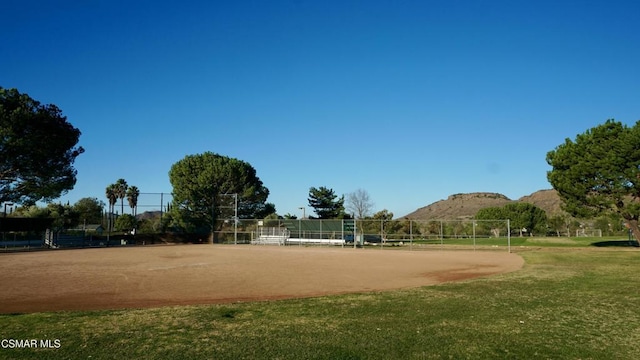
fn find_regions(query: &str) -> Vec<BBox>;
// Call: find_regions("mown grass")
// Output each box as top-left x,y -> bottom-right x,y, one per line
2,247 -> 640,359
413,235 -> 637,248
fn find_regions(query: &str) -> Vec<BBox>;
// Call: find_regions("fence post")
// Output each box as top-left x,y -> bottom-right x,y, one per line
507,219 -> 511,253
473,220 -> 476,251
380,219 -> 383,249
410,220 -> 413,250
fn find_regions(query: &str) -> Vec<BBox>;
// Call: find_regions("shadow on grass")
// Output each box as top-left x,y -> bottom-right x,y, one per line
591,240 -> 640,247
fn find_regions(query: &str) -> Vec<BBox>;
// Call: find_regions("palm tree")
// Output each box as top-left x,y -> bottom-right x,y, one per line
126,186 -> 140,217
114,178 -> 128,215
105,184 -> 117,231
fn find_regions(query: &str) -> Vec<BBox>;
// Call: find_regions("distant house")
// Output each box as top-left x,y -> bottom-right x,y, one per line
71,224 -> 104,235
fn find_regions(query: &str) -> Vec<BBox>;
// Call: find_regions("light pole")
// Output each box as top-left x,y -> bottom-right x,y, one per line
298,206 -> 306,244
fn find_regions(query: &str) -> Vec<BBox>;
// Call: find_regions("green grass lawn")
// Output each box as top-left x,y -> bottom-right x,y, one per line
411,235 -> 637,248
2,246 -> 640,359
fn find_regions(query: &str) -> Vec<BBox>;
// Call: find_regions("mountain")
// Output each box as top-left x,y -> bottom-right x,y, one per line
402,189 -> 564,220
136,211 -> 163,220
403,192 -> 512,220
517,189 -> 564,217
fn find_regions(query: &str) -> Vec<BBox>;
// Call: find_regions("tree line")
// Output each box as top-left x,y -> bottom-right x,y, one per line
2,87 -> 639,242
104,179 -> 139,232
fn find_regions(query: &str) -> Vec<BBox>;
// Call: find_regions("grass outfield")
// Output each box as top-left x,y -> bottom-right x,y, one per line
412,235 -> 638,248
2,245 -> 640,359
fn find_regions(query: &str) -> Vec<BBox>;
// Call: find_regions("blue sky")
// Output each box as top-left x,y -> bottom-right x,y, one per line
3,0 -> 639,218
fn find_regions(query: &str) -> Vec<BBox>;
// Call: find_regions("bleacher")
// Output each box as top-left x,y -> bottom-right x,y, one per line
280,220 -> 349,246
252,227 -> 289,245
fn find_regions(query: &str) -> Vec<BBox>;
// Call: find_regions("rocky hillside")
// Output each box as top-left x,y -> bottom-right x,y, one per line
517,189 -> 564,217
403,192 -> 513,220
403,189 -> 564,220
137,211 -> 163,220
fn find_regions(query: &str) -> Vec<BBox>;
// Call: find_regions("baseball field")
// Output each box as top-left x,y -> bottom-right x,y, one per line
0,245 -> 522,313
2,243 -> 640,359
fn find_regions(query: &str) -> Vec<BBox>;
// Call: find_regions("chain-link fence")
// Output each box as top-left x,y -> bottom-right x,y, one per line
107,194 -> 513,250
209,218 -> 513,251
134,192 -> 174,214
1,190 -> 513,251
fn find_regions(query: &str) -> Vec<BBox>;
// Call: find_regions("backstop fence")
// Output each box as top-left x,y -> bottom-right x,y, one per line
214,218 -> 513,252
0,218 -> 512,252
89,192 -> 513,251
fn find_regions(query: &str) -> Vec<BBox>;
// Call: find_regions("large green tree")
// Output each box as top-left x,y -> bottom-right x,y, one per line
504,203 -> 548,236
47,202 -> 79,230
13,202 -> 79,230
547,119 -> 640,242
547,214 -> 571,237
73,197 -> 105,225
370,209 -> 406,240
308,186 -> 347,219
475,202 -> 547,236
169,152 -> 274,239
0,87 -> 84,205
114,214 -> 137,233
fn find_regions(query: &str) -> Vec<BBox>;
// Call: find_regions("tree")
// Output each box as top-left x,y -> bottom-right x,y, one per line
547,119 -> 640,242
11,204 -> 50,218
346,188 -> 374,219
475,207 -> 508,237
114,214 -> 137,233
113,179 -> 128,215
372,209 -> 394,221
593,213 -> 625,236
475,206 -> 506,220
73,197 -> 105,226
503,202 -> 548,236
105,184 -> 117,231
12,202 -> 79,230
475,203 -> 547,236
308,186 -> 346,219
168,152 -> 274,240
371,209 -> 396,241
0,87 -> 84,205
548,214 -> 570,237
47,202 -> 79,230
126,185 -> 140,216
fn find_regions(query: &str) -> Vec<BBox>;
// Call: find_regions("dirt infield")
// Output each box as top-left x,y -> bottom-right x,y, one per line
0,245 -> 523,314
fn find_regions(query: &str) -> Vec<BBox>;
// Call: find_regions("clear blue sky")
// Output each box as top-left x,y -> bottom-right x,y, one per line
3,0 -> 639,218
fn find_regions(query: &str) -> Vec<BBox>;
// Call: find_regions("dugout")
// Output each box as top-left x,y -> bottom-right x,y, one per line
281,219 -> 346,239
0,217 -> 54,250
279,219 -> 375,245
